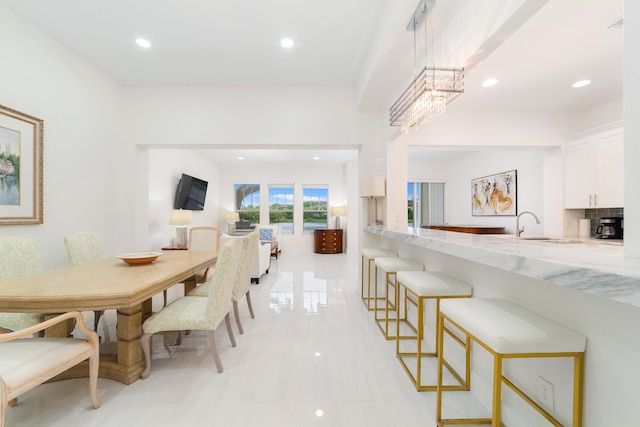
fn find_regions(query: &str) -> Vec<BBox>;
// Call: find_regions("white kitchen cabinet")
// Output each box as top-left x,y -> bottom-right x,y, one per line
564,123 -> 624,209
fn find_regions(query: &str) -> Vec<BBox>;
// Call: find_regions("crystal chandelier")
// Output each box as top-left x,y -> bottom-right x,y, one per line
389,0 -> 464,132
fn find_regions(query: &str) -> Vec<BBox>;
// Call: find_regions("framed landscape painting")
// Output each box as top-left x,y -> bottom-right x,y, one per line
471,170 -> 517,216
0,104 -> 44,225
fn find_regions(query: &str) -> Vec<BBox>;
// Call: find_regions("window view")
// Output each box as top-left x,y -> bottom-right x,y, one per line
269,185 -> 294,234
303,186 -> 328,234
408,182 -> 445,227
234,184 -> 260,230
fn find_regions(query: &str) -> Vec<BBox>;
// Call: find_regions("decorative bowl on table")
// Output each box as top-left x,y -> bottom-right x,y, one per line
117,251 -> 163,265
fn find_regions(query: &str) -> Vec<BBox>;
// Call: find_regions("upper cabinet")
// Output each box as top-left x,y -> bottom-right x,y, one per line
564,123 -> 624,209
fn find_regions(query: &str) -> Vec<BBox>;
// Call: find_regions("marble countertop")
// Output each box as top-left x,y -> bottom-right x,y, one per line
364,226 -> 640,309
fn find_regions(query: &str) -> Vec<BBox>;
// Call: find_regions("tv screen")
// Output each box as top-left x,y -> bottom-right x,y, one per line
174,173 -> 208,211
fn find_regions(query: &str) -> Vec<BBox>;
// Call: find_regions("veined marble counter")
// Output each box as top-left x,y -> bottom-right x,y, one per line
364,225 -> 640,309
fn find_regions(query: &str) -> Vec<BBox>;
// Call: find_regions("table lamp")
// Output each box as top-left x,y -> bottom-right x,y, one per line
331,205 -> 347,229
169,209 -> 192,248
226,211 -> 240,235
359,176 -> 386,226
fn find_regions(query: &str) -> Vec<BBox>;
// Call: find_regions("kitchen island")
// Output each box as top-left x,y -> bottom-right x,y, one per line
365,225 -> 640,308
363,225 -> 640,426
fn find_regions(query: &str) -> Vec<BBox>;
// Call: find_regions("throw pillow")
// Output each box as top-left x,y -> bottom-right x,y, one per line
259,228 -> 273,243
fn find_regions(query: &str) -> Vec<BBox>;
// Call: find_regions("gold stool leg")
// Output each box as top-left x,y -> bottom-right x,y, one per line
492,354 -> 503,427
573,352 -> 585,427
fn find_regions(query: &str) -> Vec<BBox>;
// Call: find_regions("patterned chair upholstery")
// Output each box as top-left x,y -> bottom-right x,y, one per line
0,311 -> 101,426
140,237 -> 243,378
190,231 -> 257,334
0,236 -> 44,333
63,232 -> 106,331
63,231 -> 104,266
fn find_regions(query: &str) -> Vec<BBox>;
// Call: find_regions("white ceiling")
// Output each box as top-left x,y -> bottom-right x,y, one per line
2,0 -> 624,164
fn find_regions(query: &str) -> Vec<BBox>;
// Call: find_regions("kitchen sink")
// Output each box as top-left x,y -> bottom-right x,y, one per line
518,236 -> 583,244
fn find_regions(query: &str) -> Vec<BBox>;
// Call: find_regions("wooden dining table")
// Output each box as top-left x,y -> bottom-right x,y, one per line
0,250 -> 217,384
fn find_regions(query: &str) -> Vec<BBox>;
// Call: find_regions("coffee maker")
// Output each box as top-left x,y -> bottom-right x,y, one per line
595,217 -> 623,239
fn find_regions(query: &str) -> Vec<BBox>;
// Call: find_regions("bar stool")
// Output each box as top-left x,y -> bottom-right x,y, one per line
436,298 -> 586,427
395,270 -> 472,391
373,256 -> 423,340
361,248 -> 397,310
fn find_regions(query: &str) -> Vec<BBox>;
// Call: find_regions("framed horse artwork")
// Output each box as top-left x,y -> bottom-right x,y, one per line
471,170 -> 517,216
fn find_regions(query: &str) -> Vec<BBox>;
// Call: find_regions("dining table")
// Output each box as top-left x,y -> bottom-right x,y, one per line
0,249 -> 217,384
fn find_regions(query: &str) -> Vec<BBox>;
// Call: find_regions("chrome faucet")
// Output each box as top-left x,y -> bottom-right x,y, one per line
516,211 -> 541,237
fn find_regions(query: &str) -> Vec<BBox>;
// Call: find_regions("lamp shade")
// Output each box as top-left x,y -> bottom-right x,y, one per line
331,206 -> 347,216
226,211 -> 240,222
169,209 -> 192,226
359,176 -> 386,197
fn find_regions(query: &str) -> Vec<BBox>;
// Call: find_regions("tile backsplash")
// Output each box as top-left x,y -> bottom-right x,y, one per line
584,207 -> 624,237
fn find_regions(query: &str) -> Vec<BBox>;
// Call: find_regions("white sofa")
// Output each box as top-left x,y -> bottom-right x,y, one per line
221,232 -> 271,284
255,224 -> 282,256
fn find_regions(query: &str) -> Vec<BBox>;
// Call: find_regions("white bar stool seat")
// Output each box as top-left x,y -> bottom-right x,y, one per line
395,271 -> 472,391
361,248 -> 397,310
373,257 -> 423,340
436,298 -> 586,427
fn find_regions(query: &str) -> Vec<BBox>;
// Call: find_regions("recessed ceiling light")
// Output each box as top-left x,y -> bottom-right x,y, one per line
136,38 -> 151,48
482,78 -> 498,87
313,156 -> 320,160
237,156 -> 244,160
572,80 -> 591,88
281,38 -> 294,48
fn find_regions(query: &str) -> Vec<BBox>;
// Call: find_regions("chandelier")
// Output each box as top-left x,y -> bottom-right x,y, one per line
389,0 -> 464,132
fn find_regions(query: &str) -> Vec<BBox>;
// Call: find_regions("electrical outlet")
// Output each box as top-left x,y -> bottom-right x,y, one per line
537,375 -> 555,411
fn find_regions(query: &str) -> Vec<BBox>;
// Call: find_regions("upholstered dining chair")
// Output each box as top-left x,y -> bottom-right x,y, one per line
140,237 -> 242,378
188,226 -> 221,283
64,231 -> 106,330
0,311 -> 101,426
189,231 -> 257,334
0,236 -> 44,334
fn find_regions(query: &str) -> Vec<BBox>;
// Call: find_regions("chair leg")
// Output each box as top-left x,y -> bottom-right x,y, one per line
140,333 -> 153,379
1,398 -> 8,427
207,330 -> 224,373
93,310 -> 104,331
88,352 -> 101,409
225,313 -> 236,347
233,301 -> 244,335
246,291 -> 255,319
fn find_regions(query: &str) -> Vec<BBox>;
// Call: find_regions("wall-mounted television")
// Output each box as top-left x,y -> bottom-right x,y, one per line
174,173 -> 208,211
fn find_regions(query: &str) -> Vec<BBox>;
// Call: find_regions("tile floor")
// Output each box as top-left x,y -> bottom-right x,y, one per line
5,250 -> 464,427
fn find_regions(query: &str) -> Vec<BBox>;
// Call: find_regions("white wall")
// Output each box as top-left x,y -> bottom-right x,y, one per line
624,0 -> 640,258
0,4 -> 130,269
147,149 -> 220,250
122,86 -> 382,250
449,150 -> 545,235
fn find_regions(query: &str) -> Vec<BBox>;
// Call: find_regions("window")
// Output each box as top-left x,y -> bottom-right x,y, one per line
303,186 -> 328,234
269,185 -> 294,234
408,182 -> 445,227
234,184 -> 260,226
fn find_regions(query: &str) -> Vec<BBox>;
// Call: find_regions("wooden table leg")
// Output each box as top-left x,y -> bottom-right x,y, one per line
43,313 -> 74,337
184,275 -> 198,295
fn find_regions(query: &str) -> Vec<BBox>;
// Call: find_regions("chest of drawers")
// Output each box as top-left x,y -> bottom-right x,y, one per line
314,229 -> 343,254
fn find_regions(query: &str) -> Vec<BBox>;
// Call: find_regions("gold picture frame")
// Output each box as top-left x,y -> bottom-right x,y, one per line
0,104 -> 44,225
